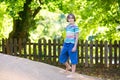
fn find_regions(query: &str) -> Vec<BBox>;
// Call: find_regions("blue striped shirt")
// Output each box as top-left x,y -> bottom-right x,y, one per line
64,24 -> 79,43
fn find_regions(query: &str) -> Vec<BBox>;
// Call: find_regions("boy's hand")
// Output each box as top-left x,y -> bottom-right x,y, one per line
72,46 -> 76,52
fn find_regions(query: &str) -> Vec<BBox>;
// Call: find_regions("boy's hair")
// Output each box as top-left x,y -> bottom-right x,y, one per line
67,13 -> 76,22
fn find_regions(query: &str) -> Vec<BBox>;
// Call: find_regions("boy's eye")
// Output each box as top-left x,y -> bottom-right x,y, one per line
69,18 -> 74,19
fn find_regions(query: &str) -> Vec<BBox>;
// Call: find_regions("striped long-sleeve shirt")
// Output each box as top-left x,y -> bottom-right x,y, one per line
64,24 -> 79,44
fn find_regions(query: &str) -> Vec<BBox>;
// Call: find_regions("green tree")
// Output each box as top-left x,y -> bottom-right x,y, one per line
6,0 -> 42,39
77,0 -> 120,40
0,0 -> 120,40
0,0 -> 69,39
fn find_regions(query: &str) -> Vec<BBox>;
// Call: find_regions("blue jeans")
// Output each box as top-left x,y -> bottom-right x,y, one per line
59,43 -> 78,64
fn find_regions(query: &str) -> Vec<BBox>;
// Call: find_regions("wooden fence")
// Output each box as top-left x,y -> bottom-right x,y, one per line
0,38 -> 120,68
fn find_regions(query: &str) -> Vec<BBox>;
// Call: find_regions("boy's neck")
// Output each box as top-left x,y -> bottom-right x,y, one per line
69,23 -> 75,26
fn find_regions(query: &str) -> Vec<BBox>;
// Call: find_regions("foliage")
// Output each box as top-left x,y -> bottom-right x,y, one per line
29,10 -> 67,42
0,0 -> 120,41
0,2 -> 13,38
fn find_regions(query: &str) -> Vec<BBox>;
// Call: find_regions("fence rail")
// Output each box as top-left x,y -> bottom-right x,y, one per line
0,38 -> 120,68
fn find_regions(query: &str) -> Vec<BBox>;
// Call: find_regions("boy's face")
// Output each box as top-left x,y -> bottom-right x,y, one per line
68,15 -> 75,24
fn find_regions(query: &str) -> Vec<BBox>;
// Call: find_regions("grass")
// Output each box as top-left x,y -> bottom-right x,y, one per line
76,67 -> 120,80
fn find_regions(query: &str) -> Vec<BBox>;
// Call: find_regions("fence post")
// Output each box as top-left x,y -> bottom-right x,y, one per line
2,38 -> 5,53
28,39 -> 32,60
95,40 -> 98,65
38,39 -> 42,61
53,39 -> 57,65
57,39 -> 61,57
23,38 -> 27,58
18,38 -> 22,57
118,40 -> 120,67
13,38 -> 17,56
85,40 -> 88,67
90,41 -> 93,67
57,39 -> 61,65
77,40 -> 80,65
48,39 -> 52,64
33,43 -> 37,61
109,40 -> 112,68
43,39 -> 47,62
100,40 -> 103,66
104,41 -> 108,67
9,38 -> 13,55
80,40 -> 84,66
114,40 -> 117,68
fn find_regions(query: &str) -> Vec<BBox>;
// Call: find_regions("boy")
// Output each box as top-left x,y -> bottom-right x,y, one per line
59,13 -> 79,78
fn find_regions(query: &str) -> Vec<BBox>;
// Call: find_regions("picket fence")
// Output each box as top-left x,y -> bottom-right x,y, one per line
0,38 -> 120,68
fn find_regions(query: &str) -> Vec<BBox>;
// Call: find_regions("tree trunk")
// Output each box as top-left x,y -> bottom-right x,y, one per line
9,0 -> 34,39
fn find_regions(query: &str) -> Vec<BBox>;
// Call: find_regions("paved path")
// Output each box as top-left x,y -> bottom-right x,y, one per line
0,53 -> 102,80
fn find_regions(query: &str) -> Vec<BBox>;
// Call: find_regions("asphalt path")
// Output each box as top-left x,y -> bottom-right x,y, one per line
0,53 -> 102,80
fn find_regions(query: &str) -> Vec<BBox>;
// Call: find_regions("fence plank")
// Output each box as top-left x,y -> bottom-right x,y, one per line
28,39 -> 32,60
13,38 -> 17,56
95,40 -> 98,65
58,39 -> 61,56
6,39 -> 10,54
90,41 -> 93,67
43,39 -> 47,62
100,40 -> 103,66
38,39 -> 42,61
53,39 -> 57,65
48,39 -> 52,64
85,40 -> 88,67
57,39 -> 61,65
109,40 -> 112,68
118,41 -> 120,67
18,38 -> 22,57
10,39 -> 13,55
33,43 -> 37,61
2,39 -> 5,53
104,41 -> 108,67
77,40 -> 80,64
114,40 -> 117,68
23,38 -> 27,58
80,40 -> 84,66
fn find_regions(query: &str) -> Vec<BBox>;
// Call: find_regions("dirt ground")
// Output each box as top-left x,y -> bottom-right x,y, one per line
0,53 -> 102,80
76,66 -> 120,80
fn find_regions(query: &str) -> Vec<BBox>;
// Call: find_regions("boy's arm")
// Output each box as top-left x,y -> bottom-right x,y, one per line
74,32 -> 79,48
72,32 -> 79,52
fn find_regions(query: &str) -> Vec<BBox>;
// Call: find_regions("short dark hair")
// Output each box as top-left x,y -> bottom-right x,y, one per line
67,13 -> 76,22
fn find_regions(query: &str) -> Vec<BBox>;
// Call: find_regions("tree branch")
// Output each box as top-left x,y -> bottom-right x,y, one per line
39,0 -> 43,5
32,0 -> 43,18
33,7 -> 41,18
